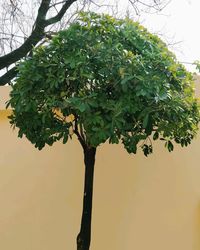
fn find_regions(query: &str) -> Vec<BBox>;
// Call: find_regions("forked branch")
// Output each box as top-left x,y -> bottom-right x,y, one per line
0,0 -> 77,85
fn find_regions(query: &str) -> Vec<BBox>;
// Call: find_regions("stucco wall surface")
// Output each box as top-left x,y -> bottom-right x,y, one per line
0,79 -> 200,250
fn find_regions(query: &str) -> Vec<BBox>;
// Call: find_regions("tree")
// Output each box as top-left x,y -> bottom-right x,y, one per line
0,0 -> 172,85
0,0 -> 78,85
7,12 -> 199,250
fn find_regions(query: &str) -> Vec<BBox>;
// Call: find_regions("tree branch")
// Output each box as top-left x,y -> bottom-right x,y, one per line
45,0 -> 77,26
74,117 -> 86,149
0,67 -> 17,86
0,0 -> 77,78
0,0 -> 51,70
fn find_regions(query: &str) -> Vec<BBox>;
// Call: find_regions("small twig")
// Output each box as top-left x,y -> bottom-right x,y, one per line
0,32 -> 27,39
49,1 -> 67,8
74,116 -> 86,149
45,0 -> 77,26
79,123 -> 86,141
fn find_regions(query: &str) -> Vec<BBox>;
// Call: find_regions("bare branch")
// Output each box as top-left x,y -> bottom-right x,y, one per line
49,1 -> 68,8
0,0 -> 77,72
0,0 -> 51,70
128,0 -> 172,14
0,32 -> 26,39
45,0 -> 77,26
0,0 -> 173,85
0,66 -> 17,86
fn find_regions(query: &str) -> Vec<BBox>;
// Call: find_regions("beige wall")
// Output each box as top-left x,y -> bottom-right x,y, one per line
1,81 -> 200,250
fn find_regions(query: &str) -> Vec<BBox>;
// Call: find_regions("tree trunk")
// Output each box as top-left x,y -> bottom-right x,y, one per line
76,146 -> 96,250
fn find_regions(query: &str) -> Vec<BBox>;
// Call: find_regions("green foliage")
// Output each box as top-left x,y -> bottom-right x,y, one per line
8,11 -> 200,155
195,60 -> 200,73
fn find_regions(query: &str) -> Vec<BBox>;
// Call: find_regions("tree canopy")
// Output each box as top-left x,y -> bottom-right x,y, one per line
0,0 -> 171,85
8,11 -> 200,155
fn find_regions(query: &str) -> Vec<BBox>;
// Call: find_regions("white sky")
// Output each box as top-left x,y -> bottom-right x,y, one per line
98,0 -> 200,72
1,0 -> 200,73
132,0 -> 200,72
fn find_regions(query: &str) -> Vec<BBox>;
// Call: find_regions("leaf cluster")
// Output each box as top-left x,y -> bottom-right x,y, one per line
8,12 -> 200,155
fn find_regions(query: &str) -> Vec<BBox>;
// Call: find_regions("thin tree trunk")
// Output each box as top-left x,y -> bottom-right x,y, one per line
77,146 -> 96,250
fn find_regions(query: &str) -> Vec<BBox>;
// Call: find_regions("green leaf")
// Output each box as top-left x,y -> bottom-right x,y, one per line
143,114 -> 149,128
63,133 -> 68,144
7,11 -> 199,155
18,129 -> 23,138
167,141 -> 174,152
121,83 -> 128,92
79,103 -> 87,112
142,144 -> 153,157
153,131 -> 159,140
121,75 -> 134,85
